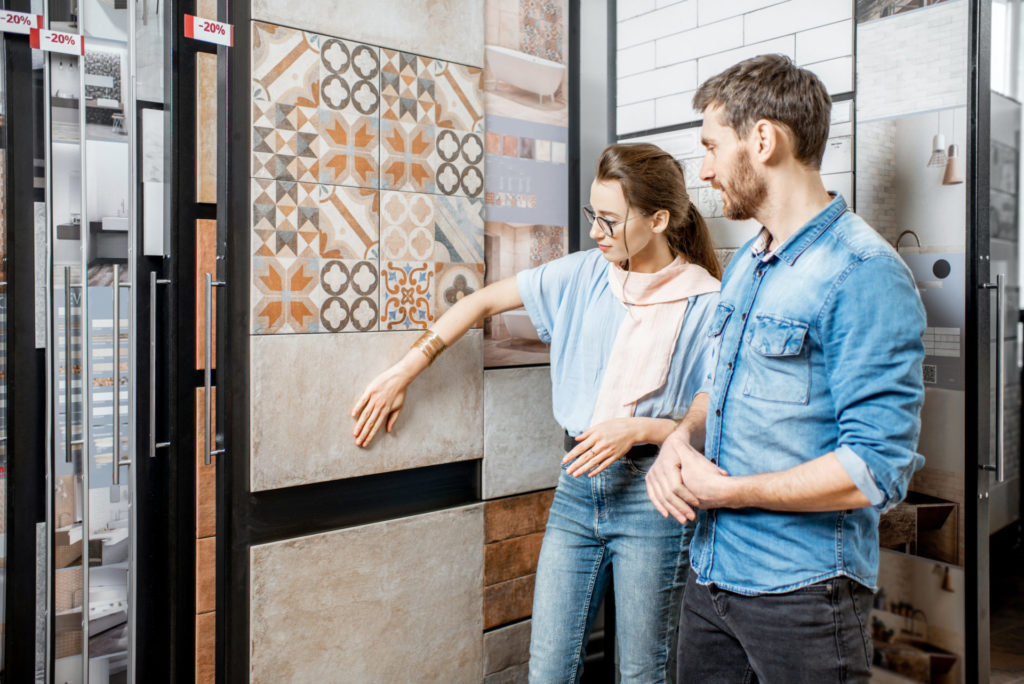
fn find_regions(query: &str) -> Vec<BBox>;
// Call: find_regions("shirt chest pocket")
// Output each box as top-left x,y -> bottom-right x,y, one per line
742,314 -> 811,404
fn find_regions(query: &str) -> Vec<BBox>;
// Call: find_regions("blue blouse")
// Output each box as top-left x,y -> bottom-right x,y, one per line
517,248 -> 719,437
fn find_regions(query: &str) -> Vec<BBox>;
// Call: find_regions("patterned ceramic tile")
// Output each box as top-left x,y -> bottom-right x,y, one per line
317,184 -> 379,260
252,101 -> 320,182
432,60 -> 484,133
433,195 -> 484,263
320,37 -> 380,116
435,262 -> 484,319
432,128 -> 484,198
380,191 -> 435,261
319,259 -> 379,332
252,179 -> 320,259
380,261 -> 434,330
380,120 -> 436,193
521,0 -> 563,62
381,49 -> 436,125
252,256 -> 321,334
318,108 -> 378,188
252,22 -> 320,107
529,225 -> 566,268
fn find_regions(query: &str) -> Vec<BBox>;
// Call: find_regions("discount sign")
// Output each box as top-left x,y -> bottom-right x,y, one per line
29,28 -> 84,56
0,10 -> 42,35
184,14 -> 233,47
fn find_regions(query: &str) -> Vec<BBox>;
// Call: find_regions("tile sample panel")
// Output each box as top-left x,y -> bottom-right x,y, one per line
251,0 -> 485,67
250,329 -> 484,490
196,53 -> 217,204
250,505 -> 484,682
483,366 -> 563,499
485,620 -> 532,679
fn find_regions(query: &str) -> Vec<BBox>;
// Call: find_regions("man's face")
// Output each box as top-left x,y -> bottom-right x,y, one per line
699,106 -> 767,221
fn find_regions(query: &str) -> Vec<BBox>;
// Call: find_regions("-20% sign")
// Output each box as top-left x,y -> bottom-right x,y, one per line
184,14 -> 233,47
0,10 -> 42,35
30,28 -> 84,56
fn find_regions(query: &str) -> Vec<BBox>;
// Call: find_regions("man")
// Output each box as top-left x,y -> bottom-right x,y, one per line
645,54 -> 926,683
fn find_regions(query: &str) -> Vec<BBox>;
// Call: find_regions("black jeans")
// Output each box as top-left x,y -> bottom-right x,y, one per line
676,569 -> 874,683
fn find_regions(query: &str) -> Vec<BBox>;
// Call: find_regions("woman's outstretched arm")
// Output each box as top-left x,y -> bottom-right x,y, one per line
351,276 -> 524,447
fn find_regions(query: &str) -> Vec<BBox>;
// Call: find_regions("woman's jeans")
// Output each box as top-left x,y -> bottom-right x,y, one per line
528,451 -> 693,683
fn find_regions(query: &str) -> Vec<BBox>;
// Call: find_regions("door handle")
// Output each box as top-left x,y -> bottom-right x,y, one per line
63,266 -> 83,463
204,273 -> 226,465
981,274 -> 1006,482
112,265 -> 133,485
149,271 -> 171,459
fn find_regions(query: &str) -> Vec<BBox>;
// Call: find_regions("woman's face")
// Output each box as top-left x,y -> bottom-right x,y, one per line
588,179 -> 664,264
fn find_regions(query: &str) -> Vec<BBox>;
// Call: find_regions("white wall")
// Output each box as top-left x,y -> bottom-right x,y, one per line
616,0 -> 854,135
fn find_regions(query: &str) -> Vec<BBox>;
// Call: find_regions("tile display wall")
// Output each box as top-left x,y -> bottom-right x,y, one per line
250,21 -> 485,334
617,0 -> 854,135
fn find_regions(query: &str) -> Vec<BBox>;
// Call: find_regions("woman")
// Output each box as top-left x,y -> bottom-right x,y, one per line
352,143 -> 721,682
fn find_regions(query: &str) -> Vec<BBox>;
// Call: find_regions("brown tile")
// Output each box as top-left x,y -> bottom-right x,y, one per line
195,219 -> 217,370
196,53 -> 217,204
196,537 -> 216,614
484,574 -> 535,630
485,490 -> 554,544
196,611 -> 216,683
196,387 -> 217,539
485,532 -> 543,586
195,0 -> 217,20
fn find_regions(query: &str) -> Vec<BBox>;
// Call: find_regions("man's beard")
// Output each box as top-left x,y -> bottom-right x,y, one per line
718,149 -> 767,221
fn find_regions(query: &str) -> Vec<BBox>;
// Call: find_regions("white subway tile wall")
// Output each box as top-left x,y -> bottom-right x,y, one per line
617,0 -> 855,135
856,0 -> 968,121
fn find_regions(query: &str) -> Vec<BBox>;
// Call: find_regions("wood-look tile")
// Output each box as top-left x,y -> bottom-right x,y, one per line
484,574 -> 535,630
484,490 -> 554,544
195,0 -> 216,19
196,53 -> 217,204
195,387 -> 217,538
195,611 -> 216,684
195,219 -> 217,370
484,531 -> 543,586
195,537 -> 216,614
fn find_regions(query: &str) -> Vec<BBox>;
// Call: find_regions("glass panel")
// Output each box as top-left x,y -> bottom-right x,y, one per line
0,28 -> 7,679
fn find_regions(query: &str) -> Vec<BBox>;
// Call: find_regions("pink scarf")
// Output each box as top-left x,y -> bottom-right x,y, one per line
590,256 -> 721,426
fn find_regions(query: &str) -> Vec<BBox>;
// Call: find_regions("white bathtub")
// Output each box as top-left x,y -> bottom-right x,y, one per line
501,308 -> 541,341
485,44 -> 565,101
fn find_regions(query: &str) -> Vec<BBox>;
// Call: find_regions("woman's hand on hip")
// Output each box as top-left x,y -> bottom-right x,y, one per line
563,419 -> 642,478
351,363 -> 414,447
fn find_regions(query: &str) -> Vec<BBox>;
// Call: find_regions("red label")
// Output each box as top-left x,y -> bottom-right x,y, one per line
30,28 -> 85,56
184,14 -> 233,47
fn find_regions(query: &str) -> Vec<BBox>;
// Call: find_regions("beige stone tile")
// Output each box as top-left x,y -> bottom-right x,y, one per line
195,219 -> 216,370
195,0 -> 216,20
250,505 -> 483,682
250,329 -> 483,490
485,663 -> 529,684
484,619 -> 531,675
195,54 -> 217,204
483,366 -> 562,499
251,0 -> 484,67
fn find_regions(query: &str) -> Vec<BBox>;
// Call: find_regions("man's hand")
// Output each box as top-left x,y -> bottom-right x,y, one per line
675,443 -> 733,509
645,429 -> 701,524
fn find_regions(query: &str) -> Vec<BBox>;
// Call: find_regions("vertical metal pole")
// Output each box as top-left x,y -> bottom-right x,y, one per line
78,19 -> 91,682
113,264 -> 120,486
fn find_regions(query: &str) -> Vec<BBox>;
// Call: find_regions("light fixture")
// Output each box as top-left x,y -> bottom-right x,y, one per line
928,112 -> 947,167
943,144 -> 963,184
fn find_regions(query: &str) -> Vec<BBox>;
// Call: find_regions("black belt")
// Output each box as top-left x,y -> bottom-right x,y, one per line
563,431 -> 659,458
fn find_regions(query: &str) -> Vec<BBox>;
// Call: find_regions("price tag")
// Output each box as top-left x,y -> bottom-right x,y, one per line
29,28 -> 84,56
184,14 -> 233,47
0,10 -> 42,35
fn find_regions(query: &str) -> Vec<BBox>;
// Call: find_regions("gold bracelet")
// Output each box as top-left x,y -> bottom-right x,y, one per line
412,329 -> 447,365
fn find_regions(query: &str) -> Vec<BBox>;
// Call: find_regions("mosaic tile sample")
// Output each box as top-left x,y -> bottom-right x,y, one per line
250,330 -> 483,490
252,22 -> 320,107
435,262 -> 484,321
250,506 -> 483,681
483,366 -> 563,499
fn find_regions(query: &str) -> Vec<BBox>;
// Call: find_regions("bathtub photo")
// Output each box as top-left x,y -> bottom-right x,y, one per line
483,221 -> 568,366
484,0 -> 569,127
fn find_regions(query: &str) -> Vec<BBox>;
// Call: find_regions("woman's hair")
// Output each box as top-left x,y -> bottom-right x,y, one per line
595,143 -> 722,279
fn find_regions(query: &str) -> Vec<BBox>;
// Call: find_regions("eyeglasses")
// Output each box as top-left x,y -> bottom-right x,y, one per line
581,205 -> 645,237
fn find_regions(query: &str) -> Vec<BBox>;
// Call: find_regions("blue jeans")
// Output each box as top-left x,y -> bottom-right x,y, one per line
529,452 -> 693,683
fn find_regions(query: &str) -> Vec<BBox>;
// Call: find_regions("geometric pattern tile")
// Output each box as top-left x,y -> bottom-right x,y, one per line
251,179 -> 320,259
319,259 -> 379,332
320,37 -> 380,116
380,120 -> 436,193
435,262 -> 484,321
432,60 -> 484,133
319,108 -> 379,188
252,22 -> 320,107
431,128 -> 484,198
252,101 -> 320,182
252,256 -> 321,334
381,49 -> 437,126
433,195 -> 484,263
380,191 -> 435,261
317,184 -> 379,260
380,261 -> 434,330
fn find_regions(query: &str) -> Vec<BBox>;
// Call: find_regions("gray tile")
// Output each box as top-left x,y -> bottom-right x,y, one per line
250,505 -> 484,682
484,620 -> 531,675
483,367 -> 563,499
250,330 -> 483,490
251,0 -> 484,67
485,662 -> 529,684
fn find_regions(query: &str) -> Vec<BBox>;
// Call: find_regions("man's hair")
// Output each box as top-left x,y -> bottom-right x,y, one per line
692,54 -> 831,168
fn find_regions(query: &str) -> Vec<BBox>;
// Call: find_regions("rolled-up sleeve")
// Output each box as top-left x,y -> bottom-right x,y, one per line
516,250 -> 589,344
820,255 -> 926,511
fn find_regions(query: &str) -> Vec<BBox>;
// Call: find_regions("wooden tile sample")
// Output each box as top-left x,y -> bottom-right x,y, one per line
195,387 -> 216,538
195,219 -> 217,370
484,532 -> 543,586
484,490 -> 553,543
484,574 -> 535,631
196,612 -> 215,683
195,536 -> 216,614
196,53 -> 217,204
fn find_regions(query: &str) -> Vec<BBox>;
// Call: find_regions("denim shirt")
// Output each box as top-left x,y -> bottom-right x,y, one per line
689,194 -> 926,594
